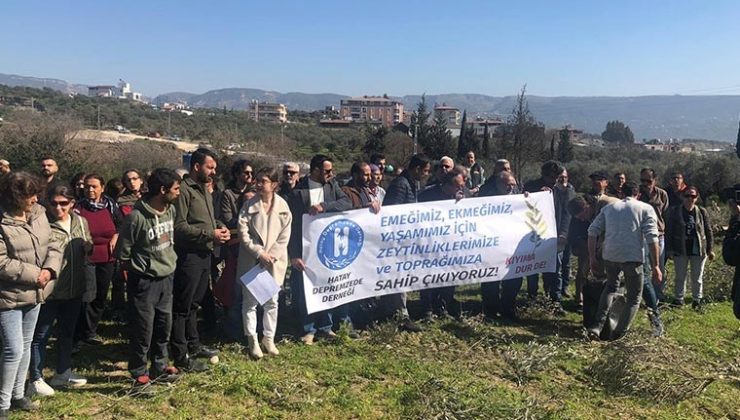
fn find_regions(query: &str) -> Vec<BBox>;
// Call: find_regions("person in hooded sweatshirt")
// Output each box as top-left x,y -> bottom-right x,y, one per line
115,168 -> 182,387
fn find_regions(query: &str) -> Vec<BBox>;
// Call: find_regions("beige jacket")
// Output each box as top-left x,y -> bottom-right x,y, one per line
236,195 -> 292,287
0,204 -> 63,309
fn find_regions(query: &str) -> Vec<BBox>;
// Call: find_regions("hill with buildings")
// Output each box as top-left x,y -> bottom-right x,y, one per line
3,72 -> 740,141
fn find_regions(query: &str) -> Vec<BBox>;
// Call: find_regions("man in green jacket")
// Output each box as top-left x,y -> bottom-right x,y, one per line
116,168 -> 182,386
171,148 -> 230,371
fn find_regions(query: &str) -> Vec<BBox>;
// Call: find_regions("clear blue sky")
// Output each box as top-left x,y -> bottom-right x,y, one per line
2,0 -> 740,97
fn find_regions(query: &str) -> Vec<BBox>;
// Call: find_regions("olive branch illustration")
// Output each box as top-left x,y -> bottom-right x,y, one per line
524,199 -> 547,247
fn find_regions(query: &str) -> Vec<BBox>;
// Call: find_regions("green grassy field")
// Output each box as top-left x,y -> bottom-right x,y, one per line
16,259 -> 740,419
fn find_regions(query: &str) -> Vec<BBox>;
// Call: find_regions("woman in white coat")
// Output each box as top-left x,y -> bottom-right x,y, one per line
237,167 -> 292,359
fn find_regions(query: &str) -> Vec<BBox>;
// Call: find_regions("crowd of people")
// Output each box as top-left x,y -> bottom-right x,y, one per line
0,148 -> 738,418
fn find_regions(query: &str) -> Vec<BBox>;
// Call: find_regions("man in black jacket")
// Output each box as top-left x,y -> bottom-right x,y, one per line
380,154 -> 431,332
172,148 -> 230,372
523,161 -> 573,314
288,154 -> 353,345
418,166 -> 466,319
480,170 -> 524,320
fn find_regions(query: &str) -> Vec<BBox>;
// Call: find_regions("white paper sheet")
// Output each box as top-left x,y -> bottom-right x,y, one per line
239,265 -> 280,305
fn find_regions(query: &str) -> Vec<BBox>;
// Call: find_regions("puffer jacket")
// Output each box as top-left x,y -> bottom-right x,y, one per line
0,203 -> 63,309
46,213 -> 92,301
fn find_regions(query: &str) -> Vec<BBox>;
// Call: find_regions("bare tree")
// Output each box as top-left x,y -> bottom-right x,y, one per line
498,85 -> 547,177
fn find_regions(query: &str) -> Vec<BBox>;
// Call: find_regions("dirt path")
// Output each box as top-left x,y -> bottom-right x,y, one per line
74,129 -> 199,152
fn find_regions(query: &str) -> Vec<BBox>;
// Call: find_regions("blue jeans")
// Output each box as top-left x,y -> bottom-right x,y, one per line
643,236 -> 666,301
481,278 -> 522,317
0,304 -> 40,409
561,244 -> 572,294
290,268 -> 351,335
527,251 -> 563,301
641,238 -> 663,315
30,298 -> 81,382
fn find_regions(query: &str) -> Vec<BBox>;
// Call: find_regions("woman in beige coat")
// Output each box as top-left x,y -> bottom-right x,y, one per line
0,172 -> 62,415
237,167 -> 292,359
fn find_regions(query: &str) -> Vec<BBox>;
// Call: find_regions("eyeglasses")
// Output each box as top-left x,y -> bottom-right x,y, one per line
324,169 -> 333,175
243,171 -> 253,176
51,200 -> 71,207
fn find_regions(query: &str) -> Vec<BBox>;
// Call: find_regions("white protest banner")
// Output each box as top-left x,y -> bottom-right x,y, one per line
301,191 -> 557,314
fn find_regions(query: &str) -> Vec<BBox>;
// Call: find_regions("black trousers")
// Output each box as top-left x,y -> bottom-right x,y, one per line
420,287 -> 456,315
171,251 -> 210,366
481,278 -> 522,318
111,261 -> 126,311
127,272 -> 173,378
76,261 -> 115,341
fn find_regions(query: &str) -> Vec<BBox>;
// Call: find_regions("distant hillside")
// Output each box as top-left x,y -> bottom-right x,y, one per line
153,88 -> 346,112
0,73 -> 87,95
156,89 -> 740,142
4,72 -> 740,141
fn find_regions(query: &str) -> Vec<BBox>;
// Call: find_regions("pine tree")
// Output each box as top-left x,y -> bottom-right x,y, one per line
410,94 -> 431,153
422,113 -> 456,159
362,123 -> 387,157
457,109 -> 468,159
557,128 -> 574,163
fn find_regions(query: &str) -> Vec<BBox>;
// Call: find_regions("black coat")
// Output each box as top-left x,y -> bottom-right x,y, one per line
287,176 -> 352,258
384,170 -> 419,206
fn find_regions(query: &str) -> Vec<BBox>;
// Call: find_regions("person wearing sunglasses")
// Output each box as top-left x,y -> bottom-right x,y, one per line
287,154 -> 352,345
214,159 -> 256,339
279,162 -> 300,200
118,169 -> 145,217
665,186 -> 714,309
28,185 -> 92,397
666,171 -> 688,207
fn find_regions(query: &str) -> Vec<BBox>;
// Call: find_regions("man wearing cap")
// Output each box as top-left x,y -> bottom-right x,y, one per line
0,159 -> 10,175
588,170 -> 613,200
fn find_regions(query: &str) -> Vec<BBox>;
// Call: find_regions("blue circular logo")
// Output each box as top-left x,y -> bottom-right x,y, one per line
317,219 -> 364,270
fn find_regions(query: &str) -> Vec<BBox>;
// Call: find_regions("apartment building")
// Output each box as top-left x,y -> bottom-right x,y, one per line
248,100 -> 288,123
339,95 -> 403,127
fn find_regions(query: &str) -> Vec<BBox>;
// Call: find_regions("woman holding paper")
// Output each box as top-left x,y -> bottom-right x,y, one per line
237,167 -> 292,359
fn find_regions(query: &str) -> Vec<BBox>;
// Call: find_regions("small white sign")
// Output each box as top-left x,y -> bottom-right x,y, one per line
239,265 -> 280,305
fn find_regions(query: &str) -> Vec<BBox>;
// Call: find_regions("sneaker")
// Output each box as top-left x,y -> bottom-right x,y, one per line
399,318 -> 422,333
150,366 -> 180,383
26,378 -> 55,397
71,342 -> 81,354
192,346 -> 219,359
586,327 -> 601,341
50,370 -> 87,388
175,357 -> 209,373
673,297 -> 685,307
10,397 -> 39,411
552,304 -> 566,316
82,335 -> 104,346
422,311 -> 436,323
133,375 -> 151,387
648,310 -> 664,338
692,299 -> 703,310
316,330 -> 337,342
300,333 -> 315,345
261,337 -> 279,356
